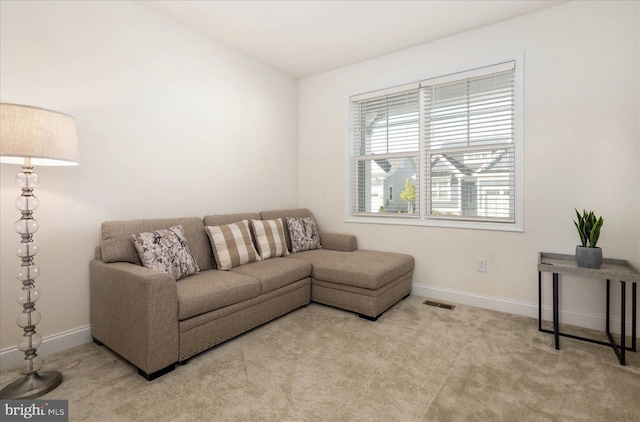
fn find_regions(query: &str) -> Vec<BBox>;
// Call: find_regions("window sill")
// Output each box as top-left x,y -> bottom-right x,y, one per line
345,215 -> 524,232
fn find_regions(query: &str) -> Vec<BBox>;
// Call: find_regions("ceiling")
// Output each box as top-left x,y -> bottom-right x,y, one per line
139,0 -> 567,79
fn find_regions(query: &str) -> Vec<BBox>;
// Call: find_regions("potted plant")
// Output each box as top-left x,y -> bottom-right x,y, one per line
573,209 -> 604,268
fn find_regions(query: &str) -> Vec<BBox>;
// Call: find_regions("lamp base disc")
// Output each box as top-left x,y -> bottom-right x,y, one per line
0,371 -> 63,399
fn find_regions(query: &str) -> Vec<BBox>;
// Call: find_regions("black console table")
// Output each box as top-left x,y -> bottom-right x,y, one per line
538,252 -> 639,365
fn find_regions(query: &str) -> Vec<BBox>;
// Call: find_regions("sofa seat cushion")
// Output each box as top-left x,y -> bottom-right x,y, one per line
285,249 -> 342,265
230,258 -> 312,294
296,249 -> 414,290
176,270 -> 261,320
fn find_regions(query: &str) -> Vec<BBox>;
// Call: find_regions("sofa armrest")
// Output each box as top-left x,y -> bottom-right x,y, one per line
319,232 -> 357,252
90,260 -> 179,375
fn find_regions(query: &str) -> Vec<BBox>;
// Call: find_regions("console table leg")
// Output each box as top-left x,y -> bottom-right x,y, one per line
606,279 -> 610,333
538,271 -> 542,331
553,273 -> 559,350
621,281 -> 626,365
633,282 -> 637,352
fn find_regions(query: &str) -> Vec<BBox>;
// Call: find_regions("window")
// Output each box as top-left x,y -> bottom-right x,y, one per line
351,88 -> 420,215
349,60 -> 522,231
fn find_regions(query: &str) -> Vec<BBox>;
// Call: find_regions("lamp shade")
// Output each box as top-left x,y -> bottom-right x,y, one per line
0,103 -> 79,166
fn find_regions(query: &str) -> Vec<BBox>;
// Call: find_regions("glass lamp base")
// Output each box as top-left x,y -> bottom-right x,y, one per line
0,371 -> 62,399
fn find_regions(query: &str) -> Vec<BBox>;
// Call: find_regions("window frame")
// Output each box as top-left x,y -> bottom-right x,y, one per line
345,55 -> 524,232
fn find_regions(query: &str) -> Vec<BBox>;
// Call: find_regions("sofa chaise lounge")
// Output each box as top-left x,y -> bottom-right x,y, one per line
90,209 -> 414,380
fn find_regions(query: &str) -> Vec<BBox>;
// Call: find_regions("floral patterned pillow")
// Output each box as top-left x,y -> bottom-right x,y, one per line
131,225 -> 199,280
286,217 -> 322,253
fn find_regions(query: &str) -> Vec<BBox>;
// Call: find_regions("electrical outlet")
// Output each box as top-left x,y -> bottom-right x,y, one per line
477,259 -> 487,273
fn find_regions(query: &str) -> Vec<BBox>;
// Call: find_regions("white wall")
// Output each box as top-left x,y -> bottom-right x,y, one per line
299,1 -> 640,333
0,1 -> 298,352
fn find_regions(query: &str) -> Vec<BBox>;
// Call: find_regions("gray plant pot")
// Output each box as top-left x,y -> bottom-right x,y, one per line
575,246 -> 602,268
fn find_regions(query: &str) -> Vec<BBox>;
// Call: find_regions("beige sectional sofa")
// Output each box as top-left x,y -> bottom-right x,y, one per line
90,209 -> 414,380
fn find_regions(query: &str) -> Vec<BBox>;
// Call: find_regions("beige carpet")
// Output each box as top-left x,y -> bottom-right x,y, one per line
1,295 -> 639,421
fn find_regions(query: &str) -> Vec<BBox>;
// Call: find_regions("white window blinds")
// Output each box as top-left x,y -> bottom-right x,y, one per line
423,63 -> 516,222
349,61 -> 519,226
352,89 -> 420,215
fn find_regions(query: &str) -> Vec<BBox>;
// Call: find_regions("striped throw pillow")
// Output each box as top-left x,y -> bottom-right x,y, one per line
205,220 -> 261,270
251,218 -> 289,260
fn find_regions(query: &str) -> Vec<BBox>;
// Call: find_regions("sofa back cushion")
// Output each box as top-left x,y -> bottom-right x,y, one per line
203,213 -> 261,228
259,209 -> 315,252
101,217 -> 215,271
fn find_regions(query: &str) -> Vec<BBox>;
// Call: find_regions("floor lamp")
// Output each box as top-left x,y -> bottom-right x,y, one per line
0,103 -> 79,399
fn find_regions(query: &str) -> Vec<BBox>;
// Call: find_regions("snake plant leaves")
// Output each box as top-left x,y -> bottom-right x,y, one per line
574,209 -> 604,248
590,216 -> 604,248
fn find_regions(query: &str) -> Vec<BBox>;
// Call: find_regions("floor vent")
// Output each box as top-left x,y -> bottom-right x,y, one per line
423,300 -> 456,310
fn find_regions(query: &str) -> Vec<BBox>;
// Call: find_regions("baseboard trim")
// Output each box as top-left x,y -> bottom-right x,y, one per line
412,283 -> 637,337
0,325 -> 92,371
